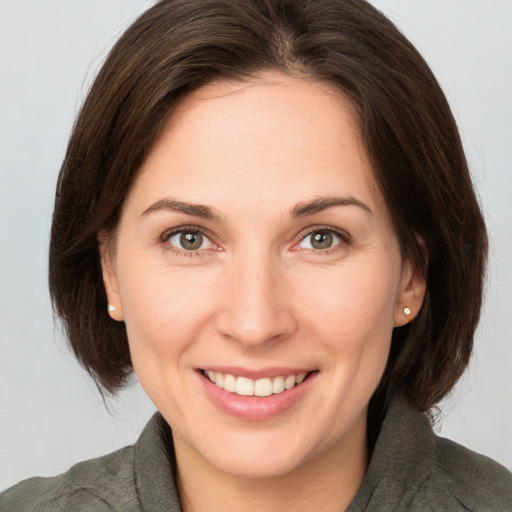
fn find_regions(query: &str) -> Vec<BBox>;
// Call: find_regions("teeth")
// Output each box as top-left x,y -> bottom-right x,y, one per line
254,378 -> 272,397
214,372 -> 224,388
204,371 -> 309,396
272,376 -> 285,394
236,376 -> 254,396
296,373 -> 306,384
224,373 -> 236,392
284,375 -> 296,389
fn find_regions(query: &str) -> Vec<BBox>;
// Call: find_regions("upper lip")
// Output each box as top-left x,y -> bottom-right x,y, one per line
198,367 -> 315,380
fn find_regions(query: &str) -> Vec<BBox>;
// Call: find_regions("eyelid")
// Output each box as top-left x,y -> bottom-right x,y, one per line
160,225 -> 220,255
161,224 -> 208,242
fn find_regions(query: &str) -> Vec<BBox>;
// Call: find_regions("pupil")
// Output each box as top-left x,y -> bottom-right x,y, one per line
312,231 -> 333,249
180,232 -> 202,250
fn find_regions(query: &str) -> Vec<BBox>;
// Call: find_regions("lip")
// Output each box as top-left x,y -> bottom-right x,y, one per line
196,368 -> 318,421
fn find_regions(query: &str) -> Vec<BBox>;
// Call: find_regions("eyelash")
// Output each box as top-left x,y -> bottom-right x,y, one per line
295,225 -> 351,255
160,225 -> 351,257
161,226 -> 218,258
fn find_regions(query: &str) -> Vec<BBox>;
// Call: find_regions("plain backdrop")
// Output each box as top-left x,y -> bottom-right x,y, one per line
1,0 -> 511,491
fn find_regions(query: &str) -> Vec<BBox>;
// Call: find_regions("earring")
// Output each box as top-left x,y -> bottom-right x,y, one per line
108,305 -> 117,313
403,307 -> 411,316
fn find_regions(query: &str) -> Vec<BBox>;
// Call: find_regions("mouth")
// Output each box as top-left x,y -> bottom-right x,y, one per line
200,369 -> 314,397
197,368 -> 318,420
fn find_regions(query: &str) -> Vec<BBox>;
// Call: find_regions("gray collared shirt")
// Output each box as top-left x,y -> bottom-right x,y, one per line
1,396 -> 511,511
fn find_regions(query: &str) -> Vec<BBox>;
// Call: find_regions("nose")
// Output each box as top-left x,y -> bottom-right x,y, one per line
215,249 -> 297,347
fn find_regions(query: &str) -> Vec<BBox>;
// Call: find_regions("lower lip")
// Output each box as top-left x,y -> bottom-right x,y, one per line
197,371 -> 317,421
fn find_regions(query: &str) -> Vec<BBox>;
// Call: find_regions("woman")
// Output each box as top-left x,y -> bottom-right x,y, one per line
1,0 -> 510,510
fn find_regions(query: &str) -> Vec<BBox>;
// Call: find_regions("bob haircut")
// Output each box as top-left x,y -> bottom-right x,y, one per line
49,0 -> 487,413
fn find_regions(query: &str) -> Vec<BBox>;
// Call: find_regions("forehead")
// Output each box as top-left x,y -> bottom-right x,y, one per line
131,73 -> 386,222
165,74 -> 361,154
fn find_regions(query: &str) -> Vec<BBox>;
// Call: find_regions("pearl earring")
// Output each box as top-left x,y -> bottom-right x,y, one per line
403,307 -> 411,316
108,305 -> 117,313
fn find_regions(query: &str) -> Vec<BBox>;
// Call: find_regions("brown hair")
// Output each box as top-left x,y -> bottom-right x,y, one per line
49,0 -> 487,412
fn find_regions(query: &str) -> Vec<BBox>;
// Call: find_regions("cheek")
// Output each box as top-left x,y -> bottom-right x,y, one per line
117,262 -> 217,358
117,265 -> 220,411
296,261 -> 400,343
290,258 -> 400,405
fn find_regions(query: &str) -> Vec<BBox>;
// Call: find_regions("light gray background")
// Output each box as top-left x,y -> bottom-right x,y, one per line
1,0 -> 511,491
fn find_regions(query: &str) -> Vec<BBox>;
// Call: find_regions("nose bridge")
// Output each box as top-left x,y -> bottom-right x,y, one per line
216,243 -> 295,346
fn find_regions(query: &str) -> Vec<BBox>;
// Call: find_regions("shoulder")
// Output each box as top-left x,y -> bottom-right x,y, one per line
0,445 -> 140,512
424,435 -> 512,510
0,412 -> 180,512
354,395 -> 512,511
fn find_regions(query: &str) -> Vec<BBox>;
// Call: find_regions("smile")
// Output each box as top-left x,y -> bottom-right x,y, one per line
202,370 -> 309,397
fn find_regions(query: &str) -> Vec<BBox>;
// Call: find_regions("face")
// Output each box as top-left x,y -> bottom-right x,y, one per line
101,74 -> 425,479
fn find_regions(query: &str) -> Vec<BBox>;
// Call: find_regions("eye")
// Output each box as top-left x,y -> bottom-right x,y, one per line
297,229 -> 345,251
165,229 -> 215,252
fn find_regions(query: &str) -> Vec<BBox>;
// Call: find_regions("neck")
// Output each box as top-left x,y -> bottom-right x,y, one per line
174,419 -> 368,512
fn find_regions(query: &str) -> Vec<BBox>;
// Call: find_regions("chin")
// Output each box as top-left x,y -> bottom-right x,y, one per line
204,443 -> 311,480
180,420 -> 337,480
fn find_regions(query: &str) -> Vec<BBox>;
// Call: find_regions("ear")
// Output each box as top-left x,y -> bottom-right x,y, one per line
394,234 -> 427,327
98,231 -> 124,321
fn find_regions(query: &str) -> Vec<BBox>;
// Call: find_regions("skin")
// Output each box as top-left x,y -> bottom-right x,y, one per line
101,73 -> 426,512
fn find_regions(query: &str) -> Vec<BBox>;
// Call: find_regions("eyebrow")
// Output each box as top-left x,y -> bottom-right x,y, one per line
141,198 -> 224,222
290,196 -> 373,218
141,195 -> 372,222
